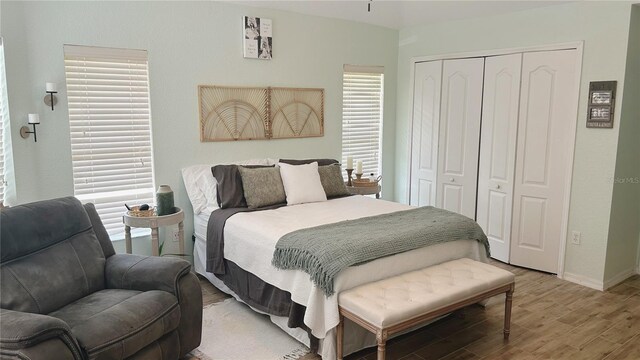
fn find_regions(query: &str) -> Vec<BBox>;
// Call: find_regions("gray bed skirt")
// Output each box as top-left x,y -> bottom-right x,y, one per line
214,258 -> 320,352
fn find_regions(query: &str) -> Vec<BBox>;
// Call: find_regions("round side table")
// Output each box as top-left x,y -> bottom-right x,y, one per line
122,208 -> 184,256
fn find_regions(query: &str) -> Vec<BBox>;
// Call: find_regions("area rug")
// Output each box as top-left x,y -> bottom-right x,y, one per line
189,298 -> 310,360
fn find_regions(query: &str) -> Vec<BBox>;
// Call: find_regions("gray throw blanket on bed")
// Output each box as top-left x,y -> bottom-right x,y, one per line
272,206 -> 490,297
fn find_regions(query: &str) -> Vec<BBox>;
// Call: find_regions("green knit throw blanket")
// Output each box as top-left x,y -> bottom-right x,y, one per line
272,206 -> 490,297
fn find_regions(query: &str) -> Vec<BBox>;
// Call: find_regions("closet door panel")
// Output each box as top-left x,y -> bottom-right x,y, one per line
510,50 -> 579,273
442,184 -> 463,211
442,75 -> 468,175
477,53 -> 522,263
487,192 -> 508,237
436,57 -> 484,219
410,61 -> 442,206
417,180 -> 434,206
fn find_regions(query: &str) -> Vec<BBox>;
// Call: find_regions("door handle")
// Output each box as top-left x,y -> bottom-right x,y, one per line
496,184 -> 501,190
450,178 -> 455,183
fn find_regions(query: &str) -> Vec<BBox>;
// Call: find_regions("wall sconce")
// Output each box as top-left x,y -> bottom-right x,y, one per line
44,82 -> 58,111
20,114 -> 40,142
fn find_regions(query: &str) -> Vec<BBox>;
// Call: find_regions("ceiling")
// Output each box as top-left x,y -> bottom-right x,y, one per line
235,1 -> 571,30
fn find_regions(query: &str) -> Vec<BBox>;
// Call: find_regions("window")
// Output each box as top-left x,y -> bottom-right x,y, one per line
64,45 -> 154,237
341,65 -> 384,179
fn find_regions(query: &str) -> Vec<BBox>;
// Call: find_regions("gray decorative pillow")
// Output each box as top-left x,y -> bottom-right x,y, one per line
279,158 -> 339,166
212,164 -> 273,208
318,164 -> 351,198
238,166 -> 286,209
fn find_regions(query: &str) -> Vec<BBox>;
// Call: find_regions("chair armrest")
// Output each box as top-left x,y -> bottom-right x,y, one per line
105,254 -> 191,296
0,309 -> 82,359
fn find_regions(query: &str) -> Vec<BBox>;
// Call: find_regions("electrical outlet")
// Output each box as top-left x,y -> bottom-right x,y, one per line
172,229 -> 180,242
571,231 -> 581,245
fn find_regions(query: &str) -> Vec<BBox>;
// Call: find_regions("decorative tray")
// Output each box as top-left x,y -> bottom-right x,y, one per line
127,206 -> 156,217
352,179 -> 380,188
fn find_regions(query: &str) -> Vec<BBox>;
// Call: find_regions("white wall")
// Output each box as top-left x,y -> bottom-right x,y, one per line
1,1 -> 398,255
394,2 -> 635,285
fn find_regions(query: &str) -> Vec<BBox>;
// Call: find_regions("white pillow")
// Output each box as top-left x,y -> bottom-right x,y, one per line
196,171 -> 218,215
181,165 -> 212,215
278,162 -> 327,205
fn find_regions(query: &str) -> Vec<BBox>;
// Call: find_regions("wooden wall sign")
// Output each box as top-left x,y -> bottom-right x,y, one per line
586,81 -> 617,129
199,85 -> 324,141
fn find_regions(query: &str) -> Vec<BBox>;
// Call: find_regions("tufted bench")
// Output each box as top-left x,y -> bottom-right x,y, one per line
337,258 -> 515,360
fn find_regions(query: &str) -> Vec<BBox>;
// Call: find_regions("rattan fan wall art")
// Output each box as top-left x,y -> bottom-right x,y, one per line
199,85 -> 324,142
270,87 -> 324,139
199,86 -> 269,141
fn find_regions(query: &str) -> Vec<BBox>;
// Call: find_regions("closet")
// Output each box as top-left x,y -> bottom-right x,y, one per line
409,48 -> 580,274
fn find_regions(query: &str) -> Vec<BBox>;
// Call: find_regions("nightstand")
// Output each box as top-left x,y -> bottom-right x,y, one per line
123,208 -> 184,256
346,184 -> 382,199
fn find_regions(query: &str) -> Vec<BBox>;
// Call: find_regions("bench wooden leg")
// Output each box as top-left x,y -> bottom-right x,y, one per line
337,315 -> 344,360
376,330 -> 388,360
504,285 -> 514,340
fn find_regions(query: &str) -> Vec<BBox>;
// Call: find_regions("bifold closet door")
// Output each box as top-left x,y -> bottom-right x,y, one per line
436,57 -> 484,219
510,49 -> 579,273
477,54 -> 522,263
410,61 -> 442,206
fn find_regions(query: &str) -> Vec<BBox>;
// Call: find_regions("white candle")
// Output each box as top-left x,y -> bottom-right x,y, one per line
46,82 -> 57,92
356,160 -> 363,174
28,113 -> 40,124
346,156 -> 353,169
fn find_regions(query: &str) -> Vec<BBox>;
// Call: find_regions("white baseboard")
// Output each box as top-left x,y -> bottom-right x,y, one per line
563,272 -> 604,291
603,267 -> 637,290
564,268 -> 638,291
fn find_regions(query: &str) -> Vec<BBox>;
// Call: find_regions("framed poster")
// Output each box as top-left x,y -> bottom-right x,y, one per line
243,16 -> 272,60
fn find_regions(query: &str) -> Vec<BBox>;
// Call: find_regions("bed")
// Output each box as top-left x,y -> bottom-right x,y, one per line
184,161 -> 489,359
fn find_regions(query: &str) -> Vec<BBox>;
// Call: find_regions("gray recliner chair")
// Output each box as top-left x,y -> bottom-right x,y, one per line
0,197 -> 203,359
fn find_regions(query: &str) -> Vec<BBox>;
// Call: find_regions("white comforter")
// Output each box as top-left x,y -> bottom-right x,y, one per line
220,196 -> 487,358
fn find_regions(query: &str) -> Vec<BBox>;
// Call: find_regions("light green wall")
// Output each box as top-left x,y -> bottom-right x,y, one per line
394,2 -> 634,283
3,1 -> 637,283
605,4 -> 640,283
1,1 -> 398,255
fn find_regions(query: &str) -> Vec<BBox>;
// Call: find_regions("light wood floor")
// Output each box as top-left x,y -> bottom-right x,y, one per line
197,261 -> 640,360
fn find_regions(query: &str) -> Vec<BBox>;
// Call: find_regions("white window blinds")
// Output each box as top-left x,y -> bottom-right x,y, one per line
341,65 -> 384,178
64,45 -> 154,237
